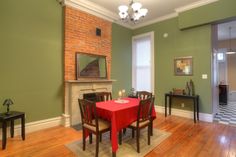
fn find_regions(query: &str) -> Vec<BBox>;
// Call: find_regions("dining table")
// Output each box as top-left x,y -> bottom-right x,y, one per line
96,97 -> 156,157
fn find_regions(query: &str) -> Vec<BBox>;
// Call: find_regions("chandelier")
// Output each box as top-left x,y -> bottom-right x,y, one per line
118,0 -> 148,23
226,26 -> 236,55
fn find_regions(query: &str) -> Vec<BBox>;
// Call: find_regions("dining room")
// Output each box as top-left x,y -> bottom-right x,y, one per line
1,0 -> 236,157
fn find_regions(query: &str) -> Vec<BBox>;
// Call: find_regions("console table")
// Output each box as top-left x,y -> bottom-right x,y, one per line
164,93 -> 199,123
0,111 -> 25,149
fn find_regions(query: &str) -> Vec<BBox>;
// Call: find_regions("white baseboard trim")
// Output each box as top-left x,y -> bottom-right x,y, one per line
62,114 -> 71,127
155,106 -> 213,123
0,116 -> 63,140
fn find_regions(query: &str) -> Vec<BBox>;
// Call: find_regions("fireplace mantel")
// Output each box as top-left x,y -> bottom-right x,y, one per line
62,79 -> 115,127
66,79 -> 116,83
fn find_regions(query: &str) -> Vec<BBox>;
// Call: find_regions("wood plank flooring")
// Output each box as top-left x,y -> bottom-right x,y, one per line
0,113 -> 235,157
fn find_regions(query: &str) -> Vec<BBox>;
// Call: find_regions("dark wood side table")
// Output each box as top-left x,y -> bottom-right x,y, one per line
0,111 -> 25,149
164,93 -> 199,123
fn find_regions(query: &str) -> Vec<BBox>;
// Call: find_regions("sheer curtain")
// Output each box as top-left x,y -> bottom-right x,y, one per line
132,33 -> 154,92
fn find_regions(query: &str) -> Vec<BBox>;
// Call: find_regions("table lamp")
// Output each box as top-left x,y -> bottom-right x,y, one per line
3,98 -> 14,115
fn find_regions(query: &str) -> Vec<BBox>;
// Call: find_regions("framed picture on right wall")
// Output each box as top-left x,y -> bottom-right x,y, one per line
174,56 -> 193,76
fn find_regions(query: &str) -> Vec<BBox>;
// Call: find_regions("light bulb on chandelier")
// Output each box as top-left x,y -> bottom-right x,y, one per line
118,0 -> 148,23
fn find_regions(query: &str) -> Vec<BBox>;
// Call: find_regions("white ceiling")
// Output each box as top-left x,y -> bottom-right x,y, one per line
218,20 -> 236,41
86,0 -> 201,24
66,0 -> 219,29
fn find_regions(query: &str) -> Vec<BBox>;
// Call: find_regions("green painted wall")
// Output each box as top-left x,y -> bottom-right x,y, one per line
133,18 -> 212,114
2,0 -> 236,121
111,24 -> 132,98
0,0 -> 63,122
179,0 -> 236,29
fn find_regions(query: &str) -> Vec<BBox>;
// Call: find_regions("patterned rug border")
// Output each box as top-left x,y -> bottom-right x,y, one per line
66,128 -> 171,157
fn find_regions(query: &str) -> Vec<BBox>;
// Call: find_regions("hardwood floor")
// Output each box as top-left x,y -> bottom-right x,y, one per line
0,114 -> 235,157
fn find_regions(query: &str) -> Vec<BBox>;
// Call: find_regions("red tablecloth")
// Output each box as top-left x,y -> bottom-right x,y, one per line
96,97 -> 156,153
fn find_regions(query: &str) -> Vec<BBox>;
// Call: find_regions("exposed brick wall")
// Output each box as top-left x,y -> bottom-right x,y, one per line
64,6 -> 112,80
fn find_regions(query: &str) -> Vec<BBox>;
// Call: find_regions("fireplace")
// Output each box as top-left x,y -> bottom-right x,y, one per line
83,93 -> 97,102
62,79 -> 115,127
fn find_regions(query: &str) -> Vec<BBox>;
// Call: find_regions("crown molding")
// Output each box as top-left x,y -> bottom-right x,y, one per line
132,13 -> 178,29
64,0 -> 118,22
63,0 -> 219,29
175,0 -> 219,13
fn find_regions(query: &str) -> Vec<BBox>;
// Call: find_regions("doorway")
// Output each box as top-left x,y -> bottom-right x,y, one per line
212,20 -> 236,125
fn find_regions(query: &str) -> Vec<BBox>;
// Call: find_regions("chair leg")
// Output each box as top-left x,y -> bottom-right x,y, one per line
119,131 -> 122,145
82,128 -> 86,151
100,133 -> 102,142
136,129 -> 140,153
123,128 -> 126,135
89,133 -> 92,144
150,119 -> 153,136
96,134 -> 99,157
148,125 -> 150,145
132,128 -> 135,138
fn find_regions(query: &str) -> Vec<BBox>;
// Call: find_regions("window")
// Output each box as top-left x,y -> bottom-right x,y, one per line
132,32 -> 154,93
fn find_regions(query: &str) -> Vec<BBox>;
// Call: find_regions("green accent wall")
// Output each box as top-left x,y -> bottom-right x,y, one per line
111,24 -> 132,98
133,18 -> 212,114
1,0 -> 236,122
179,0 -> 236,29
0,0 -> 63,122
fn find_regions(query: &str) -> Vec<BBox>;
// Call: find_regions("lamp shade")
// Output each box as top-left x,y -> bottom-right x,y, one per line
118,5 -> 128,12
131,2 -> 142,11
140,8 -> 148,16
3,99 -> 13,106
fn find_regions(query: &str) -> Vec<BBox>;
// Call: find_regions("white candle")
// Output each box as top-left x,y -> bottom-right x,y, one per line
118,91 -> 122,97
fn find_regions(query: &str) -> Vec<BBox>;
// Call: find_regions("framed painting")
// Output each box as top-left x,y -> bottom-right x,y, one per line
174,56 -> 193,76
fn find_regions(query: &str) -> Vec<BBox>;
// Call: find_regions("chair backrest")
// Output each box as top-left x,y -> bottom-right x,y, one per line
96,92 -> 112,102
136,91 -> 152,100
78,99 -> 98,132
137,97 -> 155,127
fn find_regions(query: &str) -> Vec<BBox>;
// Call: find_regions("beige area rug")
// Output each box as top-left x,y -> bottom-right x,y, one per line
66,128 -> 171,157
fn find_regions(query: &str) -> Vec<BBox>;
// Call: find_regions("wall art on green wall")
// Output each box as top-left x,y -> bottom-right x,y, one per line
174,56 -> 193,76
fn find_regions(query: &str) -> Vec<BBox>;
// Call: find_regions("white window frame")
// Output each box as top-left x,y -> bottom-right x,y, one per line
132,31 -> 155,93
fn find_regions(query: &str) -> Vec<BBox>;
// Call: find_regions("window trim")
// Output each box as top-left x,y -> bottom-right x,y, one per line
132,31 -> 155,93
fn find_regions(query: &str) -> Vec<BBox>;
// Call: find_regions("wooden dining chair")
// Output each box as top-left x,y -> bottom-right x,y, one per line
129,97 -> 155,153
96,92 -> 112,102
78,99 -> 110,157
136,91 -> 152,100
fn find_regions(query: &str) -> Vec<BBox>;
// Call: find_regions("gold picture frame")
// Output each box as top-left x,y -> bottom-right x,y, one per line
174,56 -> 193,76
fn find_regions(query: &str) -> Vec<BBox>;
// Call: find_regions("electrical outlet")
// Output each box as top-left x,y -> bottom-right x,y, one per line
181,103 -> 185,108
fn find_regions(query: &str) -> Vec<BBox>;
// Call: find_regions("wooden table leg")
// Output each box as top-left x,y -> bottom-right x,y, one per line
169,96 -> 172,115
2,121 -> 7,149
10,120 -> 14,138
21,115 -> 25,140
197,97 -> 199,121
165,95 -> 167,117
193,98 -> 196,123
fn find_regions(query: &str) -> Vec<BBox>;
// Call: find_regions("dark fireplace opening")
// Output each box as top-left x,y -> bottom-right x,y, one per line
83,93 -> 97,102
